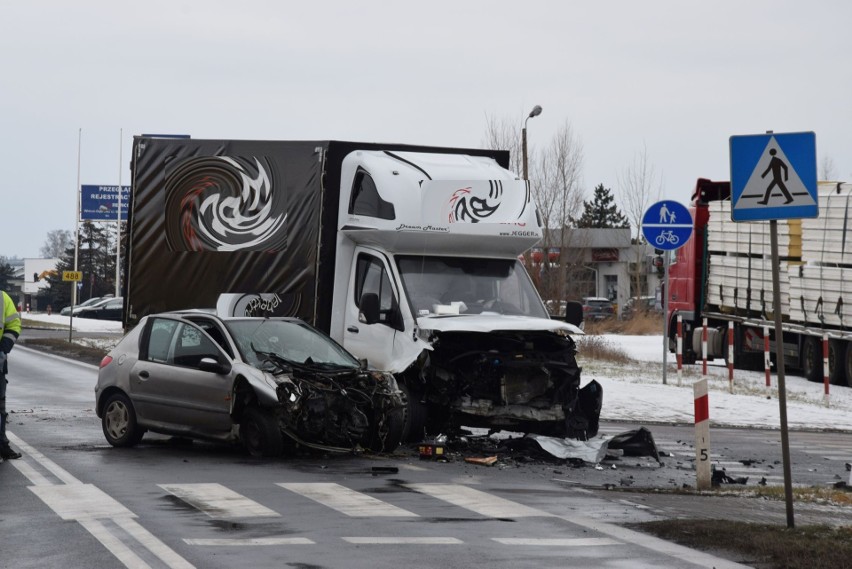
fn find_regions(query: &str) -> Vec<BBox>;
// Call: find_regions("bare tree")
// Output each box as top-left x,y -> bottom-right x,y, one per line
40,229 -> 73,258
482,112 -> 524,177
618,143 -> 662,299
482,114 -> 586,304
618,143 -> 662,243
820,155 -> 838,181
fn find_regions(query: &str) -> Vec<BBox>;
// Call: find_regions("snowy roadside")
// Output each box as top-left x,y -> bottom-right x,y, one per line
20,313 -> 852,432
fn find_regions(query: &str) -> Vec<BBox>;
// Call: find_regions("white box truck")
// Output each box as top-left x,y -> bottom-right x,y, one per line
124,137 -> 601,441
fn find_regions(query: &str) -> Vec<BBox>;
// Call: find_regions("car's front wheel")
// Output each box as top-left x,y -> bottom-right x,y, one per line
102,393 -> 144,447
240,406 -> 284,458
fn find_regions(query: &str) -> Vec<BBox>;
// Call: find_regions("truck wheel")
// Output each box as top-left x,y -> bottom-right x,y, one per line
801,336 -> 823,383
102,393 -> 145,447
829,340 -> 847,386
240,406 -> 284,458
398,383 -> 428,443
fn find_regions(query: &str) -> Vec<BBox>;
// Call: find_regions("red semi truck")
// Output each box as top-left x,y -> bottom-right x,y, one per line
667,178 -> 852,387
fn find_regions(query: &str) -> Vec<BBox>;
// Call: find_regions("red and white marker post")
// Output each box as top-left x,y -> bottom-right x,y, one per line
727,321 -> 734,393
676,314 -> 683,387
694,378 -> 711,490
701,318 -> 708,378
823,334 -> 830,407
763,325 -> 771,393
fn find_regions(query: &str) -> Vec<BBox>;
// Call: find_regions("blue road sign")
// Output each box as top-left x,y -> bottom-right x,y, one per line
81,185 -> 130,221
730,131 -> 817,221
642,200 -> 693,251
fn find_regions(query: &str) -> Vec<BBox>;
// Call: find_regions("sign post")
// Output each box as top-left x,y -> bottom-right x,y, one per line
62,271 -> 83,342
642,200 -> 693,385
730,130 -> 817,529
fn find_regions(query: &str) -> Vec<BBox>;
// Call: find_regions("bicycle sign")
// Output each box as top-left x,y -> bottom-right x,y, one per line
655,230 -> 679,247
642,200 -> 693,251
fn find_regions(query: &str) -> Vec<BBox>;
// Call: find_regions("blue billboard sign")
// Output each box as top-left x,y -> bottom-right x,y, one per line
80,185 -> 130,221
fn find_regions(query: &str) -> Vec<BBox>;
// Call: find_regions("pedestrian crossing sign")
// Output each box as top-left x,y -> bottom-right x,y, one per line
730,131 -> 817,221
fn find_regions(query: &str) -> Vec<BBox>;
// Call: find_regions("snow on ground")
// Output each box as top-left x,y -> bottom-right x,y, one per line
21,313 -> 852,432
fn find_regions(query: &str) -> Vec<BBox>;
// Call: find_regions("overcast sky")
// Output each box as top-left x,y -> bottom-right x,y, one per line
2,1 -> 850,259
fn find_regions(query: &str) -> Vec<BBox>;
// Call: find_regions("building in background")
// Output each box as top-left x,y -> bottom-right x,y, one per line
23,258 -> 59,312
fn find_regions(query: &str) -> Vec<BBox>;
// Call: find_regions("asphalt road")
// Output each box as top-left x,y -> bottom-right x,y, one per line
1,346 -> 849,568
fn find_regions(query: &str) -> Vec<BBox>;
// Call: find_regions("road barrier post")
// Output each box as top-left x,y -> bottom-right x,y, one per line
702,318 -> 708,377
676,315 -> 683,387
764,325 -> 771,393
727,321 -> 734,393
823,334 -> 830,407
694,378 -> 711,490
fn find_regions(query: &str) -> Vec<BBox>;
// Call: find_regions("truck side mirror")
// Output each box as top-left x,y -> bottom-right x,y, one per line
563,301 -> 584,328
359,293 -> 380,325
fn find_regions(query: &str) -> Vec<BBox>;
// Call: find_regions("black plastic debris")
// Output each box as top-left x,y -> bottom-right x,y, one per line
711,469 -> 748,486
606,427 -> 660,462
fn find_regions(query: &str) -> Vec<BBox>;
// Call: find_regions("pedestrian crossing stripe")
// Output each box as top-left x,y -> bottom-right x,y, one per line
730,131 -> 818,221
159,483 -> 279,519
277,482 -> 419,517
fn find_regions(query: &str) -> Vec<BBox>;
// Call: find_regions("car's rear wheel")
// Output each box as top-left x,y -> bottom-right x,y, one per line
102,393 -> 144,447
240,406 -> 284,458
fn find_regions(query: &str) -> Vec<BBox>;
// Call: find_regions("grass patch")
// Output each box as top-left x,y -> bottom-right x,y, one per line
19,337 -> 108,366
629,519 -> 852,569
575,335 -> 633,364
584,311 -> 663,335
22,317 -> 68,330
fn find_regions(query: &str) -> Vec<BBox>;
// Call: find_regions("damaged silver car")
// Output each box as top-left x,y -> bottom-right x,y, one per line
95,312 -> 405,456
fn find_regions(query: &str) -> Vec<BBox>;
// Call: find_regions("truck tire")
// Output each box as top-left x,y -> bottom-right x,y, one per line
829,339 -> 847,386
398,382 -> 428,443
801,336 -> 823,383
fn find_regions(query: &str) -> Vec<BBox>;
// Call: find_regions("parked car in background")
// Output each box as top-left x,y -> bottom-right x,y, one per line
581,297 -> 616,322
60,296 -> 104,316
95,311 -> 405,457
622,296 -> 661,320
77,297 -> 123,321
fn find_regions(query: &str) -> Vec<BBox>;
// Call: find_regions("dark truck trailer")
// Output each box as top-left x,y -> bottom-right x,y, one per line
124,136 -> 601,441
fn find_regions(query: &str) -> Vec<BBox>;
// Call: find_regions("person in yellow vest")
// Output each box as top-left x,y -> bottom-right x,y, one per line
1,290 -> 22,459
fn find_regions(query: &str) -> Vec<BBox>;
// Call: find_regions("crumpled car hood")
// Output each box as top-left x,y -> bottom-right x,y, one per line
416,314 -> 583,335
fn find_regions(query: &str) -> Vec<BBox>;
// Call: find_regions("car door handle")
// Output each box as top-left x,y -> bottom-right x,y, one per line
347,326 -> 359,333
138,370 -> 149,379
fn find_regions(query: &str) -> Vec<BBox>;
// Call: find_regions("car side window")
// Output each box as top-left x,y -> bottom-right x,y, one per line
144,318 -> 224,369
185,317 -> 234,358
146,318 -> 178,363
172,323 -> 222,368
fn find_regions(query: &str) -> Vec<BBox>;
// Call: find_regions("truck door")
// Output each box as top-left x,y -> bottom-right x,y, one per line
343,249 -> 412,371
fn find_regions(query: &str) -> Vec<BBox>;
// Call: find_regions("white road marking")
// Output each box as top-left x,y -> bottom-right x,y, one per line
277,482 -> 418,517
493,537 -> 622,546
7,431 -> 195,569
343,537 -> 463,545
183,537 -> 314,546
406,483 -> 551,518
159,483 -> 280,519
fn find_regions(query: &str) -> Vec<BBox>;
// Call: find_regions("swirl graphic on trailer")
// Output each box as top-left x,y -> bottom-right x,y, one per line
447,180 -> 504,223
164,156 -> 287,251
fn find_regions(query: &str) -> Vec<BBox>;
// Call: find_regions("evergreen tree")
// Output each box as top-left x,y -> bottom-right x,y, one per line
0,258 -> 14,291
43,222 -> 121,308
573,184 -> 630,229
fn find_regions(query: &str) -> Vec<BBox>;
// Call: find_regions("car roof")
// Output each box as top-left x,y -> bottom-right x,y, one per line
583,297 -> 611,302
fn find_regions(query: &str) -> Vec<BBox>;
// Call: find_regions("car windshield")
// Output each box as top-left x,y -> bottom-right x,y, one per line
225,319 -> 359,369
396,255 -> 549,318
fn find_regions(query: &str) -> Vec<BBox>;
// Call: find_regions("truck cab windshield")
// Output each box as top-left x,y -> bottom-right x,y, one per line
396,255 -> 548,318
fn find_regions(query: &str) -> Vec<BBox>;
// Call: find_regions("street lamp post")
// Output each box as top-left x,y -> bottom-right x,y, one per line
522,105 -> 542,180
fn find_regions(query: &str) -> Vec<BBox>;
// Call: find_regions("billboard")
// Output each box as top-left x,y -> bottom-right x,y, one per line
81,185 -> 130,221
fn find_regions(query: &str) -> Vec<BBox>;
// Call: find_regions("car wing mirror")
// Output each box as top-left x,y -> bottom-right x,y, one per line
199,357 -> 231,375
563,301 -> 584,327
